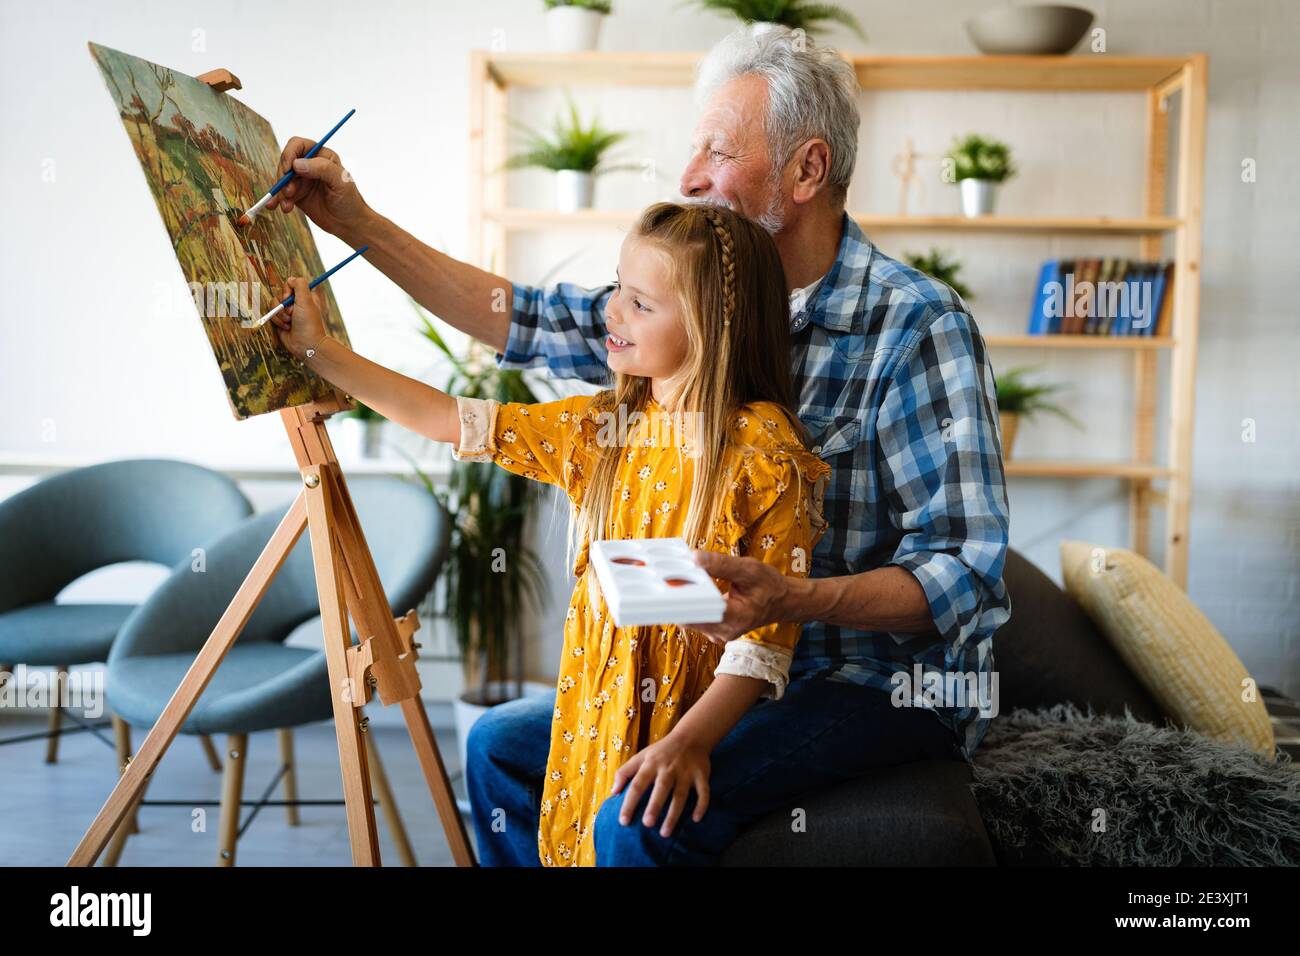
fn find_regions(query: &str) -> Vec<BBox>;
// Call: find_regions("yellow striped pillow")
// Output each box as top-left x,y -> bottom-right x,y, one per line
1060,540 -> 1275,757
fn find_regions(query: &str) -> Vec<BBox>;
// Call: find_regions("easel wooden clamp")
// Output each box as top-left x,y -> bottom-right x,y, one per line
68,70 -> 475,868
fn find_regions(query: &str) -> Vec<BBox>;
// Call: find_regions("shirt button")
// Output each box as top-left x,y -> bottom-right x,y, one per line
811,445 -> 822,454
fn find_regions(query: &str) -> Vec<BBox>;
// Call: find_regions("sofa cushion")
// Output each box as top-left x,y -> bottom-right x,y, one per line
995,549 -> 1165,723
1060,540 -> 1274,756
723,759 -> 996,866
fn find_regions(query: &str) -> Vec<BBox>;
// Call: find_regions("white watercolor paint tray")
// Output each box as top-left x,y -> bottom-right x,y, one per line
590,537 -> 726,628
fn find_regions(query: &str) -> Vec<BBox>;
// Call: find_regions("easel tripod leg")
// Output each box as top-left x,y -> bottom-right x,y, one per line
366,733 -> 416,866
111,714 -> 140,834
304,470 -> 382,865
66,495 -> 309,867
400,697 -> 476,866
317,459 -> 476,865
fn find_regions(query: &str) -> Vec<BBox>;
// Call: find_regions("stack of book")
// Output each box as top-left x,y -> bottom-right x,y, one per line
1026,259 -> 1174,337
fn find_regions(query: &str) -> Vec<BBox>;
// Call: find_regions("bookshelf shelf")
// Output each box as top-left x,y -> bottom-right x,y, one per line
986,335 -> 1174,350
483,208 -> 1181,235
468,50 -> 1207,587
1004,460 -> 1173,480
483,52 -> 1190,92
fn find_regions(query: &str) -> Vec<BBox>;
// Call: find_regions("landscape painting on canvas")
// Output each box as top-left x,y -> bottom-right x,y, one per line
89,42 -> 352,419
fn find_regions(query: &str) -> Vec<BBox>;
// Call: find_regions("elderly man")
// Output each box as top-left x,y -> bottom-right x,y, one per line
273,27 -> 1010,867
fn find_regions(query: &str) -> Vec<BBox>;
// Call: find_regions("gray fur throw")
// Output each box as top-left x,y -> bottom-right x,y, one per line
970,704 -> 1300,866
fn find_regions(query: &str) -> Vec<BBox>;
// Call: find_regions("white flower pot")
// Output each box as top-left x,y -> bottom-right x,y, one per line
960,178 -> 998,217
751,21 -> 781,36
546,6 -> 604,52
555,168 -> 595,212
454,680 -> 555,777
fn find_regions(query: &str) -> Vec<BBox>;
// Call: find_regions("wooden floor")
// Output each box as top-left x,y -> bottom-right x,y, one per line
0,700 -> 477,867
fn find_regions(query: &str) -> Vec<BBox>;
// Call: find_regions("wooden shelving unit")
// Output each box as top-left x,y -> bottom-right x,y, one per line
484,207 -> 1183,234
468,52 -> 1207,587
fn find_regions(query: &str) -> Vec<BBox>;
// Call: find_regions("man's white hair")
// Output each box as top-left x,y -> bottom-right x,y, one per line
695,26 -> 861,202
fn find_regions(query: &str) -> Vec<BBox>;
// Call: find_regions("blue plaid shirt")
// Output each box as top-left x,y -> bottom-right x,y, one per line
496,213 -> 1011,762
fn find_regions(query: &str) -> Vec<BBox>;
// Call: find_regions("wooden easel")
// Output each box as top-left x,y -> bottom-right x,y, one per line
68,68 -> 475,868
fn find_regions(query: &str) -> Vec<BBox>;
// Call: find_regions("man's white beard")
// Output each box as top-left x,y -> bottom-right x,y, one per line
754,188 -> 786,235
688,184 -> 785,235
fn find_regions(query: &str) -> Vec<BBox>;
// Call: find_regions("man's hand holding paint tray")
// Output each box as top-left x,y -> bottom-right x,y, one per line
590,538 -> 726,628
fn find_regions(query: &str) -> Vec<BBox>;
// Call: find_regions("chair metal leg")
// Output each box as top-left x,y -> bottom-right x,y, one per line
217,733 -> 247,867
111,715 -> 140,835
199,735 -> 222,771
45,666 -> 67,763
366,732 -> 416,867
278,729 -> 300,826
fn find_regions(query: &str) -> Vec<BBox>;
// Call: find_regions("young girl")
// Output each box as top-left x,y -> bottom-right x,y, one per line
274,202 -> 830,866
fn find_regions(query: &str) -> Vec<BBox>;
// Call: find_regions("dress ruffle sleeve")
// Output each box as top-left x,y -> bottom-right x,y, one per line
451,393 -> 598,496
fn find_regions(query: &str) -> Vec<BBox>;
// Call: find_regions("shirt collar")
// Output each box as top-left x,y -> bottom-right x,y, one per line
789,212 -> 873,335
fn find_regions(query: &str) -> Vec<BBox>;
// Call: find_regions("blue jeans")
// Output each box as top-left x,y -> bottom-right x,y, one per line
465,674 -> 961,866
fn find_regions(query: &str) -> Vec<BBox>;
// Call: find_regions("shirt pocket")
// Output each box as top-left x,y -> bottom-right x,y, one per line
804,413 -> 860,460
800,413 -> 865,570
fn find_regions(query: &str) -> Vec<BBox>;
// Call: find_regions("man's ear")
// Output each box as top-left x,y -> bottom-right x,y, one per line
790,139 -> 832,205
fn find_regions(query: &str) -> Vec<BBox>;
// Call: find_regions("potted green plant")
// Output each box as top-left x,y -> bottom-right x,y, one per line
994,366 -> 1082,458
331,400 -> 386,460
407,302 -> 555,769
903,248 -> 975,301
947,133 -> 1016,217
506,97 -> 632,212
692,0 -> 866,39
545,0 -> 612,53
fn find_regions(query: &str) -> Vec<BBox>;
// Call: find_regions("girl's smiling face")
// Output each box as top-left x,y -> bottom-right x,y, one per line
605,235 -> 691,395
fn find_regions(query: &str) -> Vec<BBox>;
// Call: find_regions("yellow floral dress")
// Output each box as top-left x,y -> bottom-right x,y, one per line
453,392 -> 831,866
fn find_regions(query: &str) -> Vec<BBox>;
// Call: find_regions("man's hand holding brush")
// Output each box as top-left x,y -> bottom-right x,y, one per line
268,138 -> 372,243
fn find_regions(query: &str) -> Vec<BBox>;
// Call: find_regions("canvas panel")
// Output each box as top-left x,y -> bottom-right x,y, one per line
89,42 -> 352,419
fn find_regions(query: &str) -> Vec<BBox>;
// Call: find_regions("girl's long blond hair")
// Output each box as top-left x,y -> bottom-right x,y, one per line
570,201 -> 804,562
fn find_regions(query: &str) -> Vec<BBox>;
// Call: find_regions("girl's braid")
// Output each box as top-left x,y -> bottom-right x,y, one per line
699,205 -> 736,327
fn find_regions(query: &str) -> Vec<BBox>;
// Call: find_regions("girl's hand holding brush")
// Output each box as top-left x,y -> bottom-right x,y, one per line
271,277 -> 460,446
272,277 -> 331,360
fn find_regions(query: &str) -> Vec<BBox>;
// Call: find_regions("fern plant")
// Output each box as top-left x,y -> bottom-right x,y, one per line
408,302 -> 554,706
506,97 -> 631,174
691,0 -> 865,39
995,367 -> 1082,427
904,248 -> 974,301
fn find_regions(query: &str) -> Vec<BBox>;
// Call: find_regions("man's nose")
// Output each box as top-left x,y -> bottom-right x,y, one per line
679,151 -> 710,198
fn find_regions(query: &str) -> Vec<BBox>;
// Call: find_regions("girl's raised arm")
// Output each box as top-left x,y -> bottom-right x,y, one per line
274,277 -> 459,445
305,338 -> 459,445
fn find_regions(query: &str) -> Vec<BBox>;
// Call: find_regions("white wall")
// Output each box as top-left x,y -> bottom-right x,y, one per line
1,0 -> 1296,698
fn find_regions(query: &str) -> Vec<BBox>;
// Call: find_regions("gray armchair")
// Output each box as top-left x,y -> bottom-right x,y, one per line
0,459 -> 251,763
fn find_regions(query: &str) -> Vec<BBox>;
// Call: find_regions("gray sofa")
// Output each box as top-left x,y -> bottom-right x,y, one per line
721,547 -> 1169,866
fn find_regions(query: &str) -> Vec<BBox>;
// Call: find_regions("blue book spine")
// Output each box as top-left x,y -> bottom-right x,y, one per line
1116,263 -> 1134,335
1133,264 -> 1156,336
1027,260 -> 1057,335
